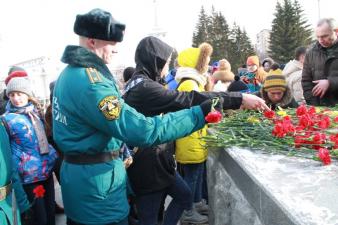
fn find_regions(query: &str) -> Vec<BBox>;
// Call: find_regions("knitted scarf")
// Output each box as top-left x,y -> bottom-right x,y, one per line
175,67 -> 207,87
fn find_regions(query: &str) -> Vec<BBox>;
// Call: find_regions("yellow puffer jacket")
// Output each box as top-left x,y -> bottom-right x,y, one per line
175,79 -> 208,164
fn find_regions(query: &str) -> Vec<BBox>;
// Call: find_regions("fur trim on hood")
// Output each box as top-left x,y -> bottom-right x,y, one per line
195,43 -> 213,74
262,57 -> 274,66
61,45 -> 114,81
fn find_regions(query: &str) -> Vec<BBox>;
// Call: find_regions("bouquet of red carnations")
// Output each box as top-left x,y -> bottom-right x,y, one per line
205,105 -> 338,165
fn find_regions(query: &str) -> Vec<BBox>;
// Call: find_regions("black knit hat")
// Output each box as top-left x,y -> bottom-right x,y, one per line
228,75 -> 249,92
74,8 -> 125,42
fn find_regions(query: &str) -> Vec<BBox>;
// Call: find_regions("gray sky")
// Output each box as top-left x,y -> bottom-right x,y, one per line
0,0 -> 337,77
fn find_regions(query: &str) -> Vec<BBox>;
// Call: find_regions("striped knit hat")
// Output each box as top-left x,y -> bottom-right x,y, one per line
263,69 -> 286,92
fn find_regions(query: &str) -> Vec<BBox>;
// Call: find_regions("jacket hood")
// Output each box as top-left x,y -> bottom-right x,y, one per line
134,36 -> 173,81
260,86 -> 293,107
262,57 -> 274,66
282,60 -> 302,78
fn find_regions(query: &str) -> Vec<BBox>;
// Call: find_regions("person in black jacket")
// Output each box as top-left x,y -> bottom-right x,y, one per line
123,36 -> 268,225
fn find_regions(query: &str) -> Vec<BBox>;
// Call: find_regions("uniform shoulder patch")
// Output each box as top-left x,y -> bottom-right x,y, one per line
86,67 -> 103,84
98,96 -> 121,120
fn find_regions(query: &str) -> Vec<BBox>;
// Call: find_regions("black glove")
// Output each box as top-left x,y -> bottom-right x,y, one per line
200,97 -> 223,116
218,91 -> 243,110
21,207 -> 35,225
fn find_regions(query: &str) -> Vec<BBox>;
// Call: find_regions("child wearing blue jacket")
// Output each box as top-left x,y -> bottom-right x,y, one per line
2,76 -> 58,225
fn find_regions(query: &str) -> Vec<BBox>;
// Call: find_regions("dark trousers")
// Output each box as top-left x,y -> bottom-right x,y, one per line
67,217 -> 128,225
135,172 -> 192,225
23,176 -> 55,225
53,157 -> 62,183
202,161 -> 208,203
180,163 -> 204,206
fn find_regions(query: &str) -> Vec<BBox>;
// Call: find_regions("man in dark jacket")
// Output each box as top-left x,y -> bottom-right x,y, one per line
302,18 -> 338,106
123,36 -> 268,225
256,69 -> 298,110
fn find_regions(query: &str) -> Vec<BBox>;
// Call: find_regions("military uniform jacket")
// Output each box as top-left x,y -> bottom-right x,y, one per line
0,122 -> 30,225
53,45 -> 206,224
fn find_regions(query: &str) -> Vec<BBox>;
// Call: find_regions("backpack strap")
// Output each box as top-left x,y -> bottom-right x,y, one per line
176,78 -> 199,90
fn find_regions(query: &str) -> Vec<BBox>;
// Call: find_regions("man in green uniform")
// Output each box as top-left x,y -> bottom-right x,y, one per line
0,122 -> 31,225
53,8 -> 268,225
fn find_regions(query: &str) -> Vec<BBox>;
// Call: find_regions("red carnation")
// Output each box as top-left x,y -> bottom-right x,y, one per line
294,135 -> 304,148
33,185 -> 45,198
318,148 -> 331,165
283,115 -> 291,120
298,114 -> 315,128
312,132 -> 326,150
272,122 -> 287,138
308,106 -> 316,114
317,116 -> 331,129
334,116 -> 338,123
330,134 -> 338,149
296,105 -> 307,117
264,110 -> 275,119
205,111 -> 222,123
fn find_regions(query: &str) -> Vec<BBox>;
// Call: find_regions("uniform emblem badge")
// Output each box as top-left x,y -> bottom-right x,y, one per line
98,96 -> 121,120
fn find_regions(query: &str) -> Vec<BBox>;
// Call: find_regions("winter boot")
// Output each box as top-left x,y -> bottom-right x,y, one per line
180,209 -> 208,224
194,199 -> 209,215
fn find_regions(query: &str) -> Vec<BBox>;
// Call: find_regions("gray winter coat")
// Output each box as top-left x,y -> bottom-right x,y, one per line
283,59 -> 304,104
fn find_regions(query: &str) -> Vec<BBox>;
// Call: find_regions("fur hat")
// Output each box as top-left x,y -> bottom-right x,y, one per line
246,55 -> 260,66
262,58 -> 274,67
6,77 -> 33,97
177,42 -> 213,74
74,8 -> 125,42
228,75 -> 249,92
263,69 -> 286,92
212,59 -> 235,82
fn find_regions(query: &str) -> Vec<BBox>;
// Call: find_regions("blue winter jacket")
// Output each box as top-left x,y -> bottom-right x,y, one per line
2,103 -> 58,184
